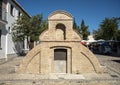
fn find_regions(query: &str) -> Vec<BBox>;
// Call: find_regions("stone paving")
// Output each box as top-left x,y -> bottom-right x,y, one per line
96,54 -> 120,78
0,54 -> 120,85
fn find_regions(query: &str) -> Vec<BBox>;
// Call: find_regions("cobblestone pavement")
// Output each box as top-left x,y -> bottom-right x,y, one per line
0,54 -> 119,85
96,54 -> 120,78
0,56 -> 23,74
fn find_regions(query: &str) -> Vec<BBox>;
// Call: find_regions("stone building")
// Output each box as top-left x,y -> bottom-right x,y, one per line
17,10 -> 103,74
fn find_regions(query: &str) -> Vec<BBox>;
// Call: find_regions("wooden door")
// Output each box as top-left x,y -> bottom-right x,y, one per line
54,49 -> 67,73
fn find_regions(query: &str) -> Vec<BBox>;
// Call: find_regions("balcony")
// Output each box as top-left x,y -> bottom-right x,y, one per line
0,8 -> 7,25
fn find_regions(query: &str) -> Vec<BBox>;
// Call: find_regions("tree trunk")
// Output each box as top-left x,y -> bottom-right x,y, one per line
29,41 -> 34,50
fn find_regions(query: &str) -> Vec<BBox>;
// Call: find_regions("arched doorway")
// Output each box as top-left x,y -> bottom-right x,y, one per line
54,49 -> 67,73
56,23 -> 66,40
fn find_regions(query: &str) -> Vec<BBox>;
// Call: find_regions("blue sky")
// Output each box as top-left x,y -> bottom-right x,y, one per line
17,0 -> 120,33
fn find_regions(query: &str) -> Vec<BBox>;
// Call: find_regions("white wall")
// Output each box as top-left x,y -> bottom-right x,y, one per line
0,25 -> 7,58
6,0 -> 21,55
0,0 -> 28,58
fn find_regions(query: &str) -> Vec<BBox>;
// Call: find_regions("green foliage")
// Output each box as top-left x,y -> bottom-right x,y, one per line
73,19 -> 90,40
73,18 -> 81,35
73,18 -> 78,30
29,14 -> 48,42
80,20 -> 90,40
12,13 -> 48,43
12,13 -> 30,42
93,17 -> 119,40
116,30 -> 120,41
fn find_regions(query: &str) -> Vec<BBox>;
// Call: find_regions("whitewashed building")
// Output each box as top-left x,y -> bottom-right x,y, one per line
0,0 -> 30,59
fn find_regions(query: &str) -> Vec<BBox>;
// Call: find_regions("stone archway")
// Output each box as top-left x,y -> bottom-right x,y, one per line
56,23 -> 66,40
54,49 -> 67,73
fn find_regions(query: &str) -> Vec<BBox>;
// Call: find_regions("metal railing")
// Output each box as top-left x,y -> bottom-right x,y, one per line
0,8 -> 7,22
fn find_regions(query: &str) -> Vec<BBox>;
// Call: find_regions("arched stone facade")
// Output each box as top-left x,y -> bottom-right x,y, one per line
17,10 -> 103,74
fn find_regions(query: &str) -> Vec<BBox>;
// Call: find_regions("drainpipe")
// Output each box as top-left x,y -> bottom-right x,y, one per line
5,33 -> 8,61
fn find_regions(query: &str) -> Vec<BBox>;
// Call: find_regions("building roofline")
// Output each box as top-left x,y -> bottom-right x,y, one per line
12,0 -> 31,18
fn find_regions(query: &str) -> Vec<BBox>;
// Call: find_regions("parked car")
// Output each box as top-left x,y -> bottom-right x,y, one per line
98,44 -> 111,54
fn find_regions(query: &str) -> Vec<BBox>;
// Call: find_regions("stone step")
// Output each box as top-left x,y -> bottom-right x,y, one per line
0,73 -> 119,85
0,73 -> 111,80
0,79 -> 119,85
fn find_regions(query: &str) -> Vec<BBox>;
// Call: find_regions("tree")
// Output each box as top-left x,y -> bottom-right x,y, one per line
29,14 -> 47,42
73,18 -> 80,33
12,13 -> 30,42
94,18 -> 119,40
116,17 -> 120,41
73,19 -> 79,33
80,20 -> 90,40
12,13 -> 47,49
73,18 -> 78,30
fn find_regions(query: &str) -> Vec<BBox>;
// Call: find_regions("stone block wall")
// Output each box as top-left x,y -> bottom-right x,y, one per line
17,10 -> 103,74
